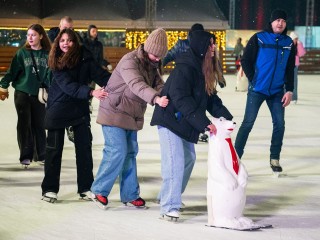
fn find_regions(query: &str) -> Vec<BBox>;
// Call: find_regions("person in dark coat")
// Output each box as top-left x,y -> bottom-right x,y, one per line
41,28 -> 111,203
163,23 -> 226,143
150,30 -> 232,220
47,16 -> 78,43
83,25 -> 112,112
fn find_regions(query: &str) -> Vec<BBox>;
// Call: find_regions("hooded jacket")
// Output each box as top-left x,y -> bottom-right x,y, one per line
45,46 -> 110,129
241,24 -> 295,96
151,31 -> 232,143
83,27 -> 104,66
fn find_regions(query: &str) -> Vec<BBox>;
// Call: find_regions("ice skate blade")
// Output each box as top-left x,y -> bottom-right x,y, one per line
206,224 -> 262,231
79,196 -> 93,201
92,198 -> 107,210
79,192 -> 94,201
123,203 -> 147,209
21,164 -> 30,169
42,196 -> 57,203
160,215 -> 179,222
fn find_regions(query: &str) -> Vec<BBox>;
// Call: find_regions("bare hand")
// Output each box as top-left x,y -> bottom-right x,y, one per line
155,96 -> 169,107
0,87 -> 9,101
207,123 -> 217,135
282,92 -> 292,107
92,88 -> 108,100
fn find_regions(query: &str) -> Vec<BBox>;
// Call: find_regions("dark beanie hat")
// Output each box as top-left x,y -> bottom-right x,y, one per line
190,31 -> 214,58
190,23 -> 204,33
270,9 -> 287,22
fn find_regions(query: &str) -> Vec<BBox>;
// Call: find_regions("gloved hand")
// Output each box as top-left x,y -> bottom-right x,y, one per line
0,87 -> 9,101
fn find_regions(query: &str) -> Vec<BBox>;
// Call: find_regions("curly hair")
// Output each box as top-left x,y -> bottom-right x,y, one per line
48,28 -> 81,70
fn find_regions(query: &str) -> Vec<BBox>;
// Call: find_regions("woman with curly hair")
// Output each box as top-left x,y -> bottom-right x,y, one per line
41,28 -> 110,203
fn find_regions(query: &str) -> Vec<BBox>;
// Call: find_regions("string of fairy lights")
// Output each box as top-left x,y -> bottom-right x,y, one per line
125,30 -> 227,71
0,27 -> 227,71
125,30 -> 226,50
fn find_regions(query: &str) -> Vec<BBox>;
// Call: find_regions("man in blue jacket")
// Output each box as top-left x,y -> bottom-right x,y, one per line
234,9 -> 295,174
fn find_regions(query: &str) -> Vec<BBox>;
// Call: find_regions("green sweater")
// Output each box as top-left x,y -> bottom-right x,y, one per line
0,47 -> 51,96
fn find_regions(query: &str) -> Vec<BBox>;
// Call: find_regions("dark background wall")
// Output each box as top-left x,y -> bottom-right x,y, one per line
216,0 -> 320,30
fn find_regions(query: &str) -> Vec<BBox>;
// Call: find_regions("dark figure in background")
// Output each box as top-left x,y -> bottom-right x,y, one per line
83,25 -> 112,113
234,9 -> 295,175
47,16 -> 82,43
162,23 -> 204,67
232,37 -> 244,71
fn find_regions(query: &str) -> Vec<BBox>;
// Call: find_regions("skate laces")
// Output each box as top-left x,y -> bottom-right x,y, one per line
129,197 -> 145,207
270,159 -> 281,167
95,194 -> 108,205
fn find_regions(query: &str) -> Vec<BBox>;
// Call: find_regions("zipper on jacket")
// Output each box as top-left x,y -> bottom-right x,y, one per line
268,37 -> 279,95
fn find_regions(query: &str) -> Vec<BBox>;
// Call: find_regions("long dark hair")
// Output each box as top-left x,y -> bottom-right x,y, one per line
48,28 -> 81,70
25,24 -> 51,51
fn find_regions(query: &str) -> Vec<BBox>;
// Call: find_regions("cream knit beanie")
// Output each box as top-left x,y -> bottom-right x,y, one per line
144,28 -> 168,59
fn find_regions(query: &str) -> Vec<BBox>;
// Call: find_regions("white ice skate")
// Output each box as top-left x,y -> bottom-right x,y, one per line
21,159 -> 31,169
160,210 -> 179,222
42,192 -> 58,203
79,191 -> 94,201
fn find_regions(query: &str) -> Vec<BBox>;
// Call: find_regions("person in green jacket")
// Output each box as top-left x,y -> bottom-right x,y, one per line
0,24 -> 51,167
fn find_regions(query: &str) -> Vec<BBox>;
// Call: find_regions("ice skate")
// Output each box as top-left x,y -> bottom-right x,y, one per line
123,197 -> 146,208
270,159 -> 282,178
66,126 -> 74,143
21,159 -> 31,169
199,133 -> 208,143
160,210 -> 179,222
42,192 -> 58,203
92,194 -> 108,210
79,191 -> 94,201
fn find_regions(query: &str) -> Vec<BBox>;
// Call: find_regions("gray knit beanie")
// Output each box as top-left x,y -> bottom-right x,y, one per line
144,28 -> 168,59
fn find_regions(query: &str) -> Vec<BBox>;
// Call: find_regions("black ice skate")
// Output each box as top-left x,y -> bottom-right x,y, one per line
270,159 -> 282,177
199,133 -> 208,143
66,126 -> 74,143
42,192 -> 58,203
21,159 -> 31,169
160,210 -> 179,222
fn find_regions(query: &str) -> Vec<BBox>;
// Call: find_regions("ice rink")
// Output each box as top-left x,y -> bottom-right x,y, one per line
0,74 -> 319,240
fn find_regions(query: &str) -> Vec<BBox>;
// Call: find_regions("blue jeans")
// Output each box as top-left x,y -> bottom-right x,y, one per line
235,90 -> 285,160
158,127 -> 196,214
91,125 -> 140,202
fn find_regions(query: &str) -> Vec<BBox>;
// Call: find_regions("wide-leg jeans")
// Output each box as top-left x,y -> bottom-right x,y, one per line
91,125 -> 140,202
158,127 -> 196,214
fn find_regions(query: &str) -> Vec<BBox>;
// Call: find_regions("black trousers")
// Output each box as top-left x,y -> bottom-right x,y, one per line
14,90 -> 46,162
41,122 -> 94,195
